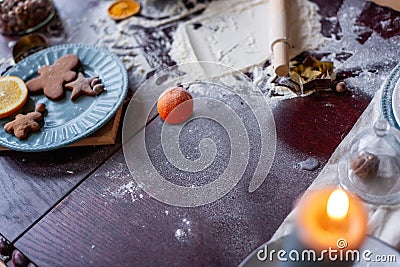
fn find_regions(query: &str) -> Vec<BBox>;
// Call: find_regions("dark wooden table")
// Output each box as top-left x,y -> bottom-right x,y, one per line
0,0 -> 399,266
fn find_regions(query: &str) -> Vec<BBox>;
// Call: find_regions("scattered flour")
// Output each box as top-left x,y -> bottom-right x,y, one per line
2,0 -> 397,101
169,0 -> 327,71
169,0 -> 328,99
112,181 -> 141,203
100,162 -> 144,204
175,228 -> 187,240
174,218 -> 192,242
316,0 -> 400,96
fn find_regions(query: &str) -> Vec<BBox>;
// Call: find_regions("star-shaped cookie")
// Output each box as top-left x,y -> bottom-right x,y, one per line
65,72 -> 96,101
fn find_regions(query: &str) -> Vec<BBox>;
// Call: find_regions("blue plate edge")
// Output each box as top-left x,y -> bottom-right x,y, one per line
381,63 -> 400,130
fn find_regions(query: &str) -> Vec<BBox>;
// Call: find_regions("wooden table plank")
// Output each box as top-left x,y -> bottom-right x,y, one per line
13,88 -> 370,266
0,0 -> 133,244
6,0 -> 400,266
0,143 -> 122,242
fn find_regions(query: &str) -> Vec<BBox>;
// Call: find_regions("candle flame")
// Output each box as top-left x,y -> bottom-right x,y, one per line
327,189 -> 349,220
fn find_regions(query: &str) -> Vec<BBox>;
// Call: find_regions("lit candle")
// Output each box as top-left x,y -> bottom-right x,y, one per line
297,188 -> 367,252
326,189 -> 350,230
280,188 -> 368,266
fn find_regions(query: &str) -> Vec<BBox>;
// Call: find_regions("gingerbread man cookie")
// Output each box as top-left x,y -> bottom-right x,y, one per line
4,104 -> 46,140
26,54 -> 80,101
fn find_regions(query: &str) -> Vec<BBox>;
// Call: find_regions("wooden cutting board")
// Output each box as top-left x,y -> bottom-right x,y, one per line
0,106 -> 123,151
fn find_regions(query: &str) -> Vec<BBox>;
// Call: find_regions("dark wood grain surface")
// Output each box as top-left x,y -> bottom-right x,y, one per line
1,0 -> 400,266
0,145 -> 121,242
14,91 -> 370,266
0,0 -> 126,245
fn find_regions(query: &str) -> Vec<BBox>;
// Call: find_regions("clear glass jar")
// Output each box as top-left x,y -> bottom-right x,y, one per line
0,0 -> 56,36
339,119 -> 400,205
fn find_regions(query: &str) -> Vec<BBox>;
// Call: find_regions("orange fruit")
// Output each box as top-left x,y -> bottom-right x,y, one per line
0,76 -> 28,119
157,87 -> 193,125
108,0 -> 141,20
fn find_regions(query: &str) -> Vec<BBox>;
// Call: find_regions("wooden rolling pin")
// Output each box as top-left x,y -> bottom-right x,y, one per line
270,0 -> 291,77
371,0 -> 400,11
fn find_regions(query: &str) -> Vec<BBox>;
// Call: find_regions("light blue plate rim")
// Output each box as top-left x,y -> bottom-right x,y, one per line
0,43 -> 128,152
382,63 -> 400,129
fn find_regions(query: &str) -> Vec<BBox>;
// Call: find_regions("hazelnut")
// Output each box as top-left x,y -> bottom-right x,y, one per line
1,14 -> 9,22
92,84 -> 105,95
350,151 -> 380,179
35,103 -> 46,113
0,0 -> 54,34
12,249 -> 29,267
90,77 -> 101,87
14,6 -> 23,15
8,18 -> 16,27
336,81 -> 347,93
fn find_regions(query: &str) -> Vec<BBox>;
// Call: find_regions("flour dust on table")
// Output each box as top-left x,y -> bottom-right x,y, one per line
168,0 -> 328,99
122,62 -> 277,207
169,0 -> 326,70
83,0 -> 326,99
98,161 -> 145,205
321,0 -> 400,97
251,0 -> 400,100
271,0 -> 400,251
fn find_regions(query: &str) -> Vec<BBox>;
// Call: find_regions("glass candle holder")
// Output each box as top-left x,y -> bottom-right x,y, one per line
339,119 -> 400,205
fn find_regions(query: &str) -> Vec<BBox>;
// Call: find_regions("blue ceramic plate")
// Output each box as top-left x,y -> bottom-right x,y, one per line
0,43 -> 128,152
382,63 -> 400,129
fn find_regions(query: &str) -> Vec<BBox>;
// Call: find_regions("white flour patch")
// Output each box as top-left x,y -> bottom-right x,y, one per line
316,0 -> 400,96
174,218 -> 193,242
251,64 -> 300,99
168,0 -> 327,99
169,0 -> 327,71
112,181 -> 141,203
100,162 -> 144,204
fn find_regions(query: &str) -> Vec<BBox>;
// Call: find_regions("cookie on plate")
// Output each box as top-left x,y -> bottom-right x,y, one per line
4,103 -> 46,140
26,54 -> 80,101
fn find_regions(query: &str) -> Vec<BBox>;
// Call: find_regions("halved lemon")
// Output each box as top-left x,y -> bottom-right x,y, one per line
0,76 -> 28,119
